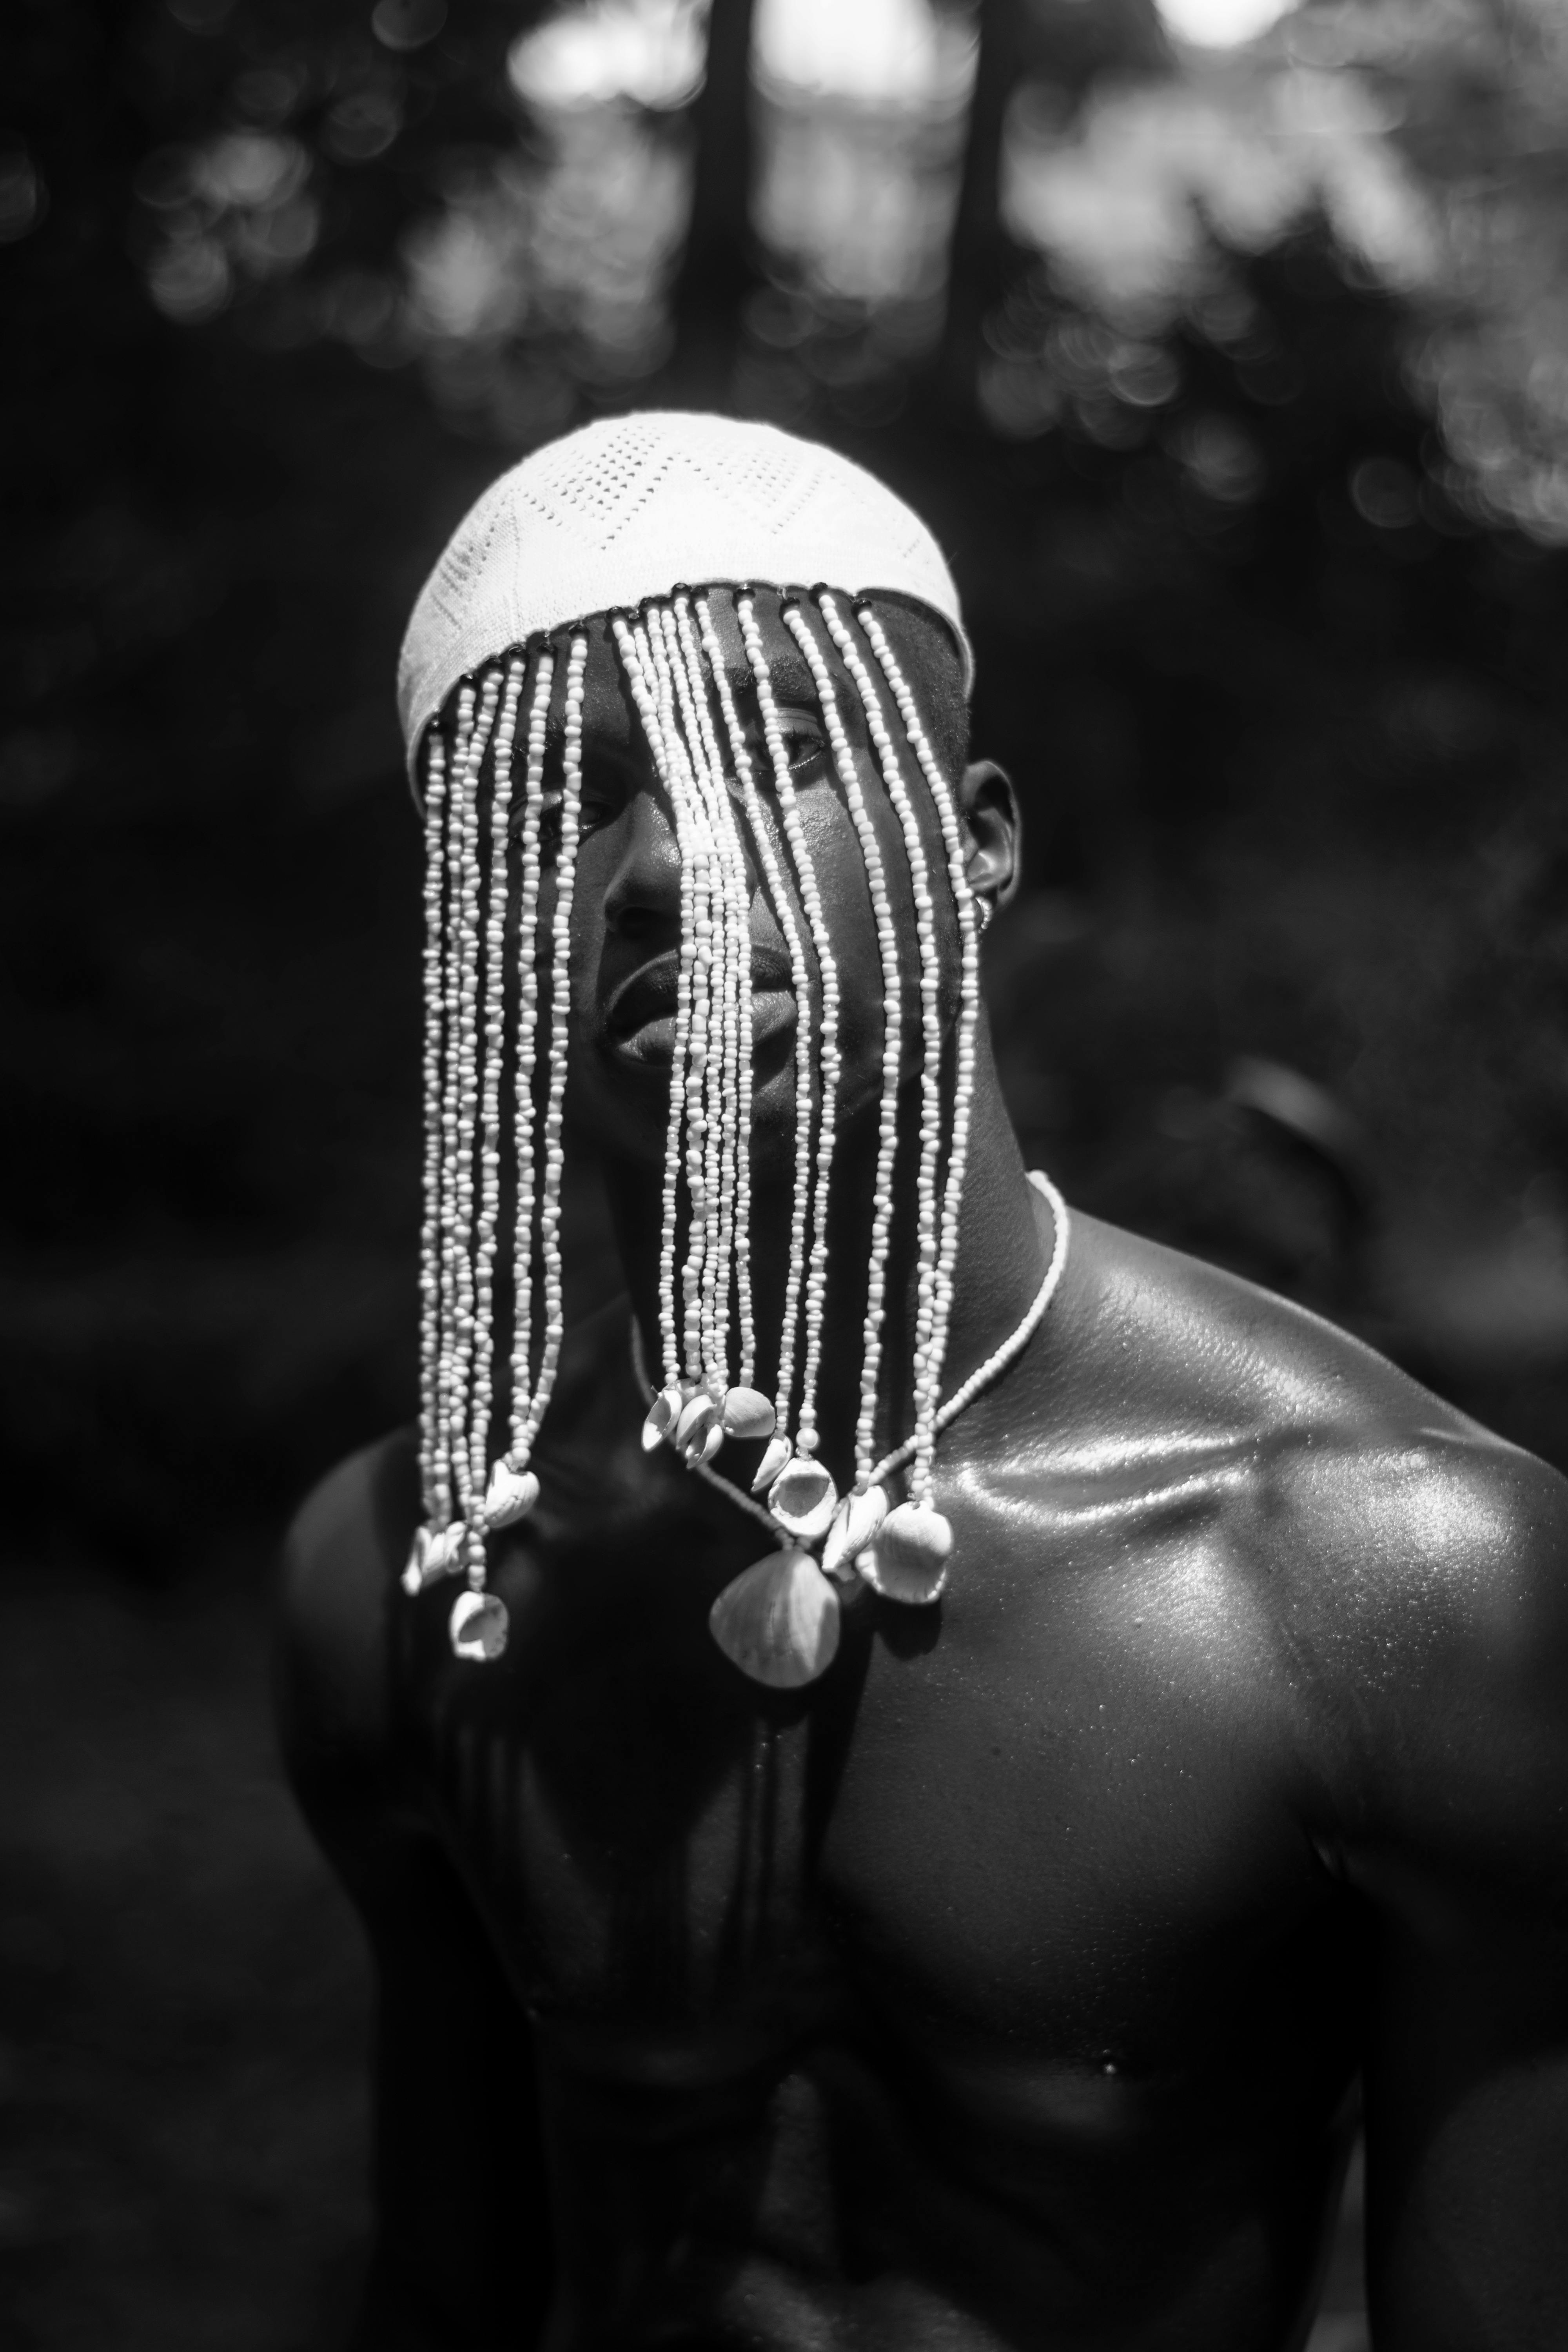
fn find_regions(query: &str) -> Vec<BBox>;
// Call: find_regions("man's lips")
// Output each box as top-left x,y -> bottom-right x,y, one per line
604,948 -> 797,1061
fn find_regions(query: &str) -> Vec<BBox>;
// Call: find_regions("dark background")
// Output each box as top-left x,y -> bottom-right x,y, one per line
4,0 -> 1567,2340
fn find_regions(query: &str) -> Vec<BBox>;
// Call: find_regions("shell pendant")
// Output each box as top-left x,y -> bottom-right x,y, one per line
483,1461 -> 538,1530
767,1455 -> 838,1543
402,1521 -> 466,1596
709,1549 -> 841,1688
750,1432 -> 793,1494
674,1391 -> 724,1465
641,1386 -> 683,1452
822,1485 -> 887,1579
450,1588 -> 509,1662
720,1385 -> 775,1441
858,1503 -> 953,1604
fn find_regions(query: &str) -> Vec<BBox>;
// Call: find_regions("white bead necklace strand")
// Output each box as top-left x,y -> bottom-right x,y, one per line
782,603 -> 906,1538
505,648 -> 555,1501
857,604 -> 984,1601
640,612 -> 720,1427
523,632 -> 588,1458
785,597 -> 907,1581
659,604 -> 734,1411
451,633 -> 589,1664
610,616 -> 694,1416
673,596 -> 759,1410
416,724 -> 450,1539
448,668 -> 501,1568
446,658 -> 517,1644
648,615 -> 716,1403
696,589 -> 808,1440
430,684 -> 477,1570
632,1169 -> 1071,1686
470,656 -> 528,1523
617,610 -> 738,1472
448,652 -> 535,1656
735,593 -> 821,1486
817,593 -> 945,1575
746,603 -> 842,1543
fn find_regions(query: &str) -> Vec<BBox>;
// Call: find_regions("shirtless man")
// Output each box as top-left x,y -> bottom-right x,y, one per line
279,412 -> 1568,2352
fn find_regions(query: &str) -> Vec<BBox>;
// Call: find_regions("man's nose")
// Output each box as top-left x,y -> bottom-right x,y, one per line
603,790 -> 684,947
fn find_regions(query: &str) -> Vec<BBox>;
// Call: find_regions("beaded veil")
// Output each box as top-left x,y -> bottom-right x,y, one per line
399,415 -> 1067,1687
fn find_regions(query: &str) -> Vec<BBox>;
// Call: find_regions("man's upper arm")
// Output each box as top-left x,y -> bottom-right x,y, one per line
1339,1441 -> 1568,2351
278,1439 -> 553,2351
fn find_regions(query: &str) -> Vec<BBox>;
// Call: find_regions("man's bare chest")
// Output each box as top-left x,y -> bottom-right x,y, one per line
401,1473 -> 1348,2127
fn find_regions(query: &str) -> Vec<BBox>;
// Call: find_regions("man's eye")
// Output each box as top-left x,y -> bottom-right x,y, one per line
578,782 -> 623,828
781,723 -> 826,772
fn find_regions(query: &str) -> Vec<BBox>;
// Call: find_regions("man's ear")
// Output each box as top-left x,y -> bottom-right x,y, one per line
958,760 -> 1021,915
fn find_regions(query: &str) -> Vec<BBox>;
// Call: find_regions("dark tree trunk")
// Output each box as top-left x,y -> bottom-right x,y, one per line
935,0 -> 1172,419
936,0 -> 1028,417
665,0 -> 760,406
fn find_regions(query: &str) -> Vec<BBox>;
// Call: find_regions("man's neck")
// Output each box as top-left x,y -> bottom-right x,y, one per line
604,1023 -> 1047,1491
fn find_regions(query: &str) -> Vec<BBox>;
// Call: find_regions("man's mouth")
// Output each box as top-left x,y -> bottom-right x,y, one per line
604,949 -> 797,1067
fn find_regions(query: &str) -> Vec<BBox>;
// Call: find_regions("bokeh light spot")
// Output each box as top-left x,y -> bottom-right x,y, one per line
1155,0 -> 1293,47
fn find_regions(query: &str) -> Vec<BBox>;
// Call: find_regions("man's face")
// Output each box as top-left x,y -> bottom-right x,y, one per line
554,589 -> 966,1176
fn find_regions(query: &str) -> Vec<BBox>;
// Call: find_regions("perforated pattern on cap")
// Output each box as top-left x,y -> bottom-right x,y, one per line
398,410 -> 971,766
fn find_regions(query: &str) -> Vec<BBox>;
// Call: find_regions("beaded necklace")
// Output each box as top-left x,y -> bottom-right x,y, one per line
632,1168 -> 1070,1683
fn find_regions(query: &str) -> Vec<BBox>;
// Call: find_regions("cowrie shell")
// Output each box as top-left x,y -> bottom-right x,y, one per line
641,1386 -> 682,1452
450,1588 -> 509,1662
483,1462 -> 538,1530
750,1432 -> 793,1494
858,1503 -> 953,1604
720,1385 -> 776,1441
402,1521 -> 465,1595
768,1455 -> 838,1543
708,1550 -> 840,1688
822,1485 -> 887,1580
675,1392 -> 720,1462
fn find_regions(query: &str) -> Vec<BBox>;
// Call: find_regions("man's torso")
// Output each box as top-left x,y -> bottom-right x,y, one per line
305,1214 -> 1552,2349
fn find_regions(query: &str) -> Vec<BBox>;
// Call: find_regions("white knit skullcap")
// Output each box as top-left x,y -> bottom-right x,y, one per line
397,409 -> 971,763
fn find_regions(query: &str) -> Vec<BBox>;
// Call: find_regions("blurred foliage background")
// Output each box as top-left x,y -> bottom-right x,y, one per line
7,0 -> 1568,1560
6,2 -> 1568,2339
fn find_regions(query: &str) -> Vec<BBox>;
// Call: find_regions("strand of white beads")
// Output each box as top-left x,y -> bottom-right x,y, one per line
450,638 -> 587,1663
610,617 -> 693,1405
742,599 -> 843,1538
517,633 -> 586,1458
641,612 -> 715,1399
705,616 -> 766,1402
618,613 -> 726,1465
859,606 -> 981,1518
470,656 -> 527,1520
817,595 -> 944,1520
866,1171 -> 1068,1490
792,598 -> 906,1501
448,668 -> 501,1565
506,648 -> 554,1475
659,604 -> 734,1405
412,682 -> 478,1593
430,681 -> 475,1546
697,589 -> 807,1441
743,602 -> 841,1486
734,594 -> 817,1477
671,598 -> 755,1404
417,725 -> 450,1534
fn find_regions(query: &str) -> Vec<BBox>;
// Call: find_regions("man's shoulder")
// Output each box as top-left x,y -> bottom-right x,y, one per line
1065,1215 -> 1568,1828
276,1426 -> 420,1821
1064,1210 -> 1439,1442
